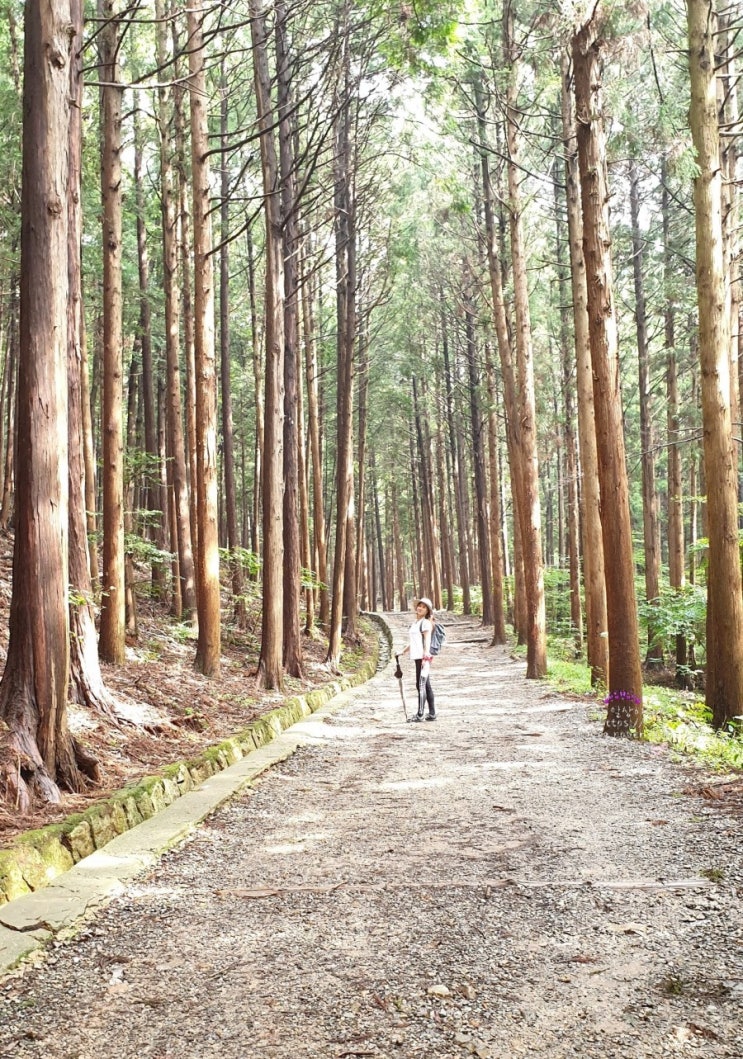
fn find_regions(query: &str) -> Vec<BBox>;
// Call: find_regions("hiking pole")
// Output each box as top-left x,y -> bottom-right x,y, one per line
394,654 -> 408,720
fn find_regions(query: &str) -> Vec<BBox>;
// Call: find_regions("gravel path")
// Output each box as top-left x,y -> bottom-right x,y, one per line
1,614 -> 741,1058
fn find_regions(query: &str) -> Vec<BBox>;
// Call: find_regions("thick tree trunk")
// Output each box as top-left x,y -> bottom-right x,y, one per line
98,0 -> 126,665
687,0 -> 743,725
0,0 -> 86,808
573,20 -> 643,732
250,0 -> 285,689
188,0 -> 221,676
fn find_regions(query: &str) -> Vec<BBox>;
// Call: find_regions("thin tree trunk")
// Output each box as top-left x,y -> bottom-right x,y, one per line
276,0 -> 303,675
80,311 -> 99,591
485,345 -> 507,643
629,158 -> 662,662
124,348 -> 138,637
67,0 -> 115,723
504,20 -> 546,677
98,0 -> 126,665
247,223 -> 264,561
219,59 -> 245,627
561,49 -> 607,685
441,304 -> 470,612
0,285 -> 17,530
250,0 -> 285,689
133,113 -> 163,597
554,147 -> 583,654
301,238 -> 329,628
463,284 -> 493,625
187,0 -> 221,676
326,34 -> 356,668
173,50 -> 198,566
662,159 -> 688,682
156,0 -> 196,622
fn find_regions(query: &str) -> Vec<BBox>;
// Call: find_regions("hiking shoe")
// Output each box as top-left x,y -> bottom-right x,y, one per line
408,714 -> 424,723
425,713 -> 437,721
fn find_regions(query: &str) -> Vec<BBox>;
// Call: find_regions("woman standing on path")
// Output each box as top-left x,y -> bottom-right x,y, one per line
401,597 -> 436,722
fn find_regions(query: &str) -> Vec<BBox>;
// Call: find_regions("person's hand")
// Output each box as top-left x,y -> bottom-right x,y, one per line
422,654 -> 433,662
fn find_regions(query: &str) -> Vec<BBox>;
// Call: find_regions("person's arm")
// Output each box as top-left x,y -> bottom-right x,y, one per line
422,621 -> 433,662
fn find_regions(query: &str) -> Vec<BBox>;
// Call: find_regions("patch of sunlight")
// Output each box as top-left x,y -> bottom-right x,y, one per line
481,760 -> 554,770
263,832 -> 329,856
377,776 -> 456,792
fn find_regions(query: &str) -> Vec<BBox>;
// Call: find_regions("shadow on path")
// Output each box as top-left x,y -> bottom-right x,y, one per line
1,612 -> 741,1058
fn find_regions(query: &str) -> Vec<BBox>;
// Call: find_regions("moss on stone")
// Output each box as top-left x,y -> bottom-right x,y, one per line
64,820 -> 95,862
0,851 -> 31,904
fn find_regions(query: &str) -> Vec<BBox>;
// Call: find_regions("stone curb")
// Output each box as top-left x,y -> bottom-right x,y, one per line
0,615 -> 390,977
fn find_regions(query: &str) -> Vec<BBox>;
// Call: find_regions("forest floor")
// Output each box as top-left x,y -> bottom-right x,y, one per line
0,611 -> 741,1058
0,537 -> 376,847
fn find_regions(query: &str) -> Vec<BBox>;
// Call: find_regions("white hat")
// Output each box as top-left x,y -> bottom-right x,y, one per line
416,597 -> 434,614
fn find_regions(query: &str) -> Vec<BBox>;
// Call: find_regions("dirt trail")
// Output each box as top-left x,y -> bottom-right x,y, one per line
1,614 -> 741,1058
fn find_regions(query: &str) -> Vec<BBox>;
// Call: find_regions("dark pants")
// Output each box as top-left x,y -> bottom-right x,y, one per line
414,659 -> 435,717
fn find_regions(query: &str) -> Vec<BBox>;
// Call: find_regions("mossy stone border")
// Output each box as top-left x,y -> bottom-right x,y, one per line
0,617 -> 387,907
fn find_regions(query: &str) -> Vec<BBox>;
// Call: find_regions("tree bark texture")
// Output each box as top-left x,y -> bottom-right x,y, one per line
276,2 -> 303,675
156,0 -> 196,622
629,159 -> 662,662
188,0 -> 221,676
0,0 -> 81,808
98,0 -> 126,665
573,20 -> 643,732
219,60 -> 245,627
687,0 -> 743,726
504,36 -> 547,678
561,50 -> 607,686
250,0 -> 285,688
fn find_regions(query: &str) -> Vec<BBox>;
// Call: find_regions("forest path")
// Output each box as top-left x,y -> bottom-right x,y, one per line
1,613 -> 741,1058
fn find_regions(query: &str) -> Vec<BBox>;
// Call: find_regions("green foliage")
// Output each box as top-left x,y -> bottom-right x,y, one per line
643,688 -> 743,771
301,567 -> 326,592
125,533 -> 174,567
638,585 -> 707,659
544,651 -> 743,771
543,568 -> 581,644
219,547 -> 261,579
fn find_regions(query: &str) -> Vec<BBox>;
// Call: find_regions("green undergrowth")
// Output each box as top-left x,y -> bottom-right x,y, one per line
543,636 -> 743,772
642,688 -> 743,771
